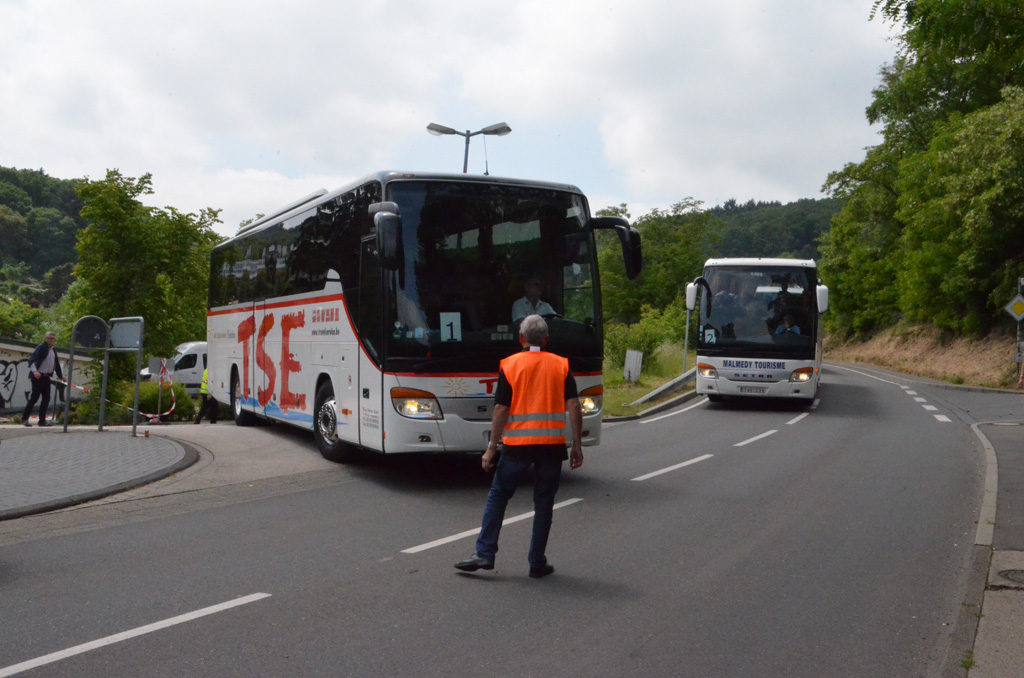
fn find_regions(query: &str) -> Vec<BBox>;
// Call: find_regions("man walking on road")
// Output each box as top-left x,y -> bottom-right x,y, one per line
22,331 -> 63,427
455,314 -> 584,578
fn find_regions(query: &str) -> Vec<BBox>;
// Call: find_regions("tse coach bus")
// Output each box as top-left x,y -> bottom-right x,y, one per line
207,172 -> 641,461
686,258 -> 828,402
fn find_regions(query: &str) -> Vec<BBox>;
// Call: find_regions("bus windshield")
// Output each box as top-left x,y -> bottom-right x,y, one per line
698,265 -> 817,357
383,180 -> 600,372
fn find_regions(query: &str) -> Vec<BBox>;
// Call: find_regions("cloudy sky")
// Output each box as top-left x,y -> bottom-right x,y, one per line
0,0 -> 898,237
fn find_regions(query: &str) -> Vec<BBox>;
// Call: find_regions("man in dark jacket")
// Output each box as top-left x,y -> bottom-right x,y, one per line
22,331 -> 63,427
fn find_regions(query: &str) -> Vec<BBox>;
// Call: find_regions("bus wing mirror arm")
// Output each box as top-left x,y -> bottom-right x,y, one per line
687,277 -> 712,314
374,212 -> 404,271
587,216 -> 642,280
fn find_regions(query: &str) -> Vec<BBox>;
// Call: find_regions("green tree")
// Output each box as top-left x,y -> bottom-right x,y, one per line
599,199 -> 718,325
820,145 -> 903,336
24,208 -> 79,276
0,181 -> 32,215
0,299 -> 45,341
710,198 -> 839,260
70,170 -> 221,377
823,0 -> 1024,336
0,205 -> 28,266
41,262 -> 75,306
895,86 -> 1024,334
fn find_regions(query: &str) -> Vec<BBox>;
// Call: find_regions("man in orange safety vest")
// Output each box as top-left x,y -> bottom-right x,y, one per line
455,314 -> 583,578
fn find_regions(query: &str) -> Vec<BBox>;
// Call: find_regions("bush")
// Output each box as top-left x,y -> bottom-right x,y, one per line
604,305 -> 669,368
69,380 -> 197,424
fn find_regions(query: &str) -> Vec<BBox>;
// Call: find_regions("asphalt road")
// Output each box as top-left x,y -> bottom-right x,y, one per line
0,363 -> 1007,677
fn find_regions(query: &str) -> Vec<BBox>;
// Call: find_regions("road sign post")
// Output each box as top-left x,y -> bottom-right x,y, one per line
1005,281 -> 1024,381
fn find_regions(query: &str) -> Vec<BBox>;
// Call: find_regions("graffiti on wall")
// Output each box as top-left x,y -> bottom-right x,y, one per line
0,359 -> 68,414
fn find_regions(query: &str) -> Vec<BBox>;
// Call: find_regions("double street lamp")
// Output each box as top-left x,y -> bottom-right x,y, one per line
426,121 -> 512,173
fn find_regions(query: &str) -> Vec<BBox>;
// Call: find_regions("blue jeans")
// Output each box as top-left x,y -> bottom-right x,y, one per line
475,453 -> 562,569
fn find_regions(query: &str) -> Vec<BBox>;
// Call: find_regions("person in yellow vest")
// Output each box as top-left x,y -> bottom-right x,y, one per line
455,314 -> 583,578
194,367 -> 218,424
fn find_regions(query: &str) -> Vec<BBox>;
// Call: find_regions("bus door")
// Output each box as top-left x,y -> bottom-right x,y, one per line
357,235 -> 384,451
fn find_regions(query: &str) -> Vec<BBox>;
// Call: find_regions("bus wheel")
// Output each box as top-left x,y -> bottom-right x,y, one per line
315,382 -> 356,463
231,372 -> 258,426
707,394 -> 723,403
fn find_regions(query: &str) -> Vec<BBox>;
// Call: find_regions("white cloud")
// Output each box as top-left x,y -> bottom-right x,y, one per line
0,0 -> 898,235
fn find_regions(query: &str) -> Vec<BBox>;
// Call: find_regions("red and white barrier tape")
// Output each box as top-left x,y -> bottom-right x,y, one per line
57,376 -> 178,420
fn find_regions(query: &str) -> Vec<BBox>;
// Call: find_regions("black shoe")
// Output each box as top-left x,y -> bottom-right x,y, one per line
454,554 -> 494,572
38,420 -> 51,427
529,564 -> 555,578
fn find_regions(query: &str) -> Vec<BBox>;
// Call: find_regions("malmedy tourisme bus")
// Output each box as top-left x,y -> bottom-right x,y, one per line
686,258 -> 828,402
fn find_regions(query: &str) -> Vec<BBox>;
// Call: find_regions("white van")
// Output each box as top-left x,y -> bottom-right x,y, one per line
141,341 -> 208,396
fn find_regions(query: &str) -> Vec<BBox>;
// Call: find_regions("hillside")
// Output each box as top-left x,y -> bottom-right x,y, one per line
825,325 -> 1020,390
708,197 -> 839,261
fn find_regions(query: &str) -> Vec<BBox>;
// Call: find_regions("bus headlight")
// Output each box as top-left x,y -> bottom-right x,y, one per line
789,368 -> 814,383
697,363 -> 718,379
579,385 -> 603,415
391,387 -> 443,419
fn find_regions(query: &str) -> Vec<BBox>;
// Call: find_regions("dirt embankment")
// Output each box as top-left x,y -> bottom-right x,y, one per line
825,325 -> 1020,389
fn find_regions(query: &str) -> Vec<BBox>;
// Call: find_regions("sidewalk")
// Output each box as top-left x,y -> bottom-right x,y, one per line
0,425 -> 197,520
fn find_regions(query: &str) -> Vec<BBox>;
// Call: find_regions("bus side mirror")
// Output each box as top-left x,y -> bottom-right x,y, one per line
686,282 -> 698,311
588,216 -> 642,280
817,284 -> 829,314
374,212 -> 404,270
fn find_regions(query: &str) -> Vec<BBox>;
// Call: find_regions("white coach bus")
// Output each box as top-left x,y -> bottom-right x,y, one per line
685,258 -> 828,402
207,171 -> 641,461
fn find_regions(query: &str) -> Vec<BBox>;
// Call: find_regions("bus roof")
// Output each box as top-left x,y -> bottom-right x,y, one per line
227,171 -> 586,243
702,257 -> 818,269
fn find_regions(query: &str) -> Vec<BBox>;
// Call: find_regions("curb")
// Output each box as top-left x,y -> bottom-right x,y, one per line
0,438 -> 200,521
604,389 -> 700,423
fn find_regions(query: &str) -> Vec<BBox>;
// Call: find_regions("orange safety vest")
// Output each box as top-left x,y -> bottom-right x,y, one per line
500,349 -> 569,446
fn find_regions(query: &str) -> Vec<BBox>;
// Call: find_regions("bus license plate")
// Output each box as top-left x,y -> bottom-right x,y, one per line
739,386 -> 767,395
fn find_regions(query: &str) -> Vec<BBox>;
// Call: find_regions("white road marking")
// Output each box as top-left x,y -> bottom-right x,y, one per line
787,412 -> 809,425
401,498 -> 583,554
0,593 -> 272,678
914,397 -> 927,402
631,454 -> 714,482
640,397 -> 709,423
831,364 -> 904,385
923,405 -> 938,411
831,365 -> 953,423
735,430 -> 778,447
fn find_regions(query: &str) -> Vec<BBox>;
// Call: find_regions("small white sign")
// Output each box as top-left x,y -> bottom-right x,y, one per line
624,350 -> 643,383
439,312 -> 462,342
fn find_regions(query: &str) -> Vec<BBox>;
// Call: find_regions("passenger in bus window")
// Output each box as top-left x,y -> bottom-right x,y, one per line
775,313 -> 801,335
512,277 -> 555,321
733,285 -> 769,338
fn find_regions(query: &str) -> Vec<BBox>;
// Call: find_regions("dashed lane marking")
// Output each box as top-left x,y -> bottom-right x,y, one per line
631,454 -> 714,482
735,430 -> 778,447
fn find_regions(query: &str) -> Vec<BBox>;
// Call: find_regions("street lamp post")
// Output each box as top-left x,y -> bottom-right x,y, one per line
426,122 -> 512,173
